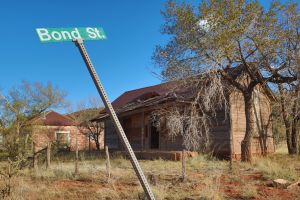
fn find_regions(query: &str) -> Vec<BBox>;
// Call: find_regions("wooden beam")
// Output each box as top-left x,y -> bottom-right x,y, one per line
141,111 -> 145,151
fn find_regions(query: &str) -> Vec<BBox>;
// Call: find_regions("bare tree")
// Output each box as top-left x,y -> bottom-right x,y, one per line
151,74 -> 228,180
69,97 -> 104,151
152,73 -> 227,152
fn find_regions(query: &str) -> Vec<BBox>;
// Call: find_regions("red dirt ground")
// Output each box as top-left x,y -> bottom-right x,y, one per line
220,172 -> 300,200
18,171 -> 300,199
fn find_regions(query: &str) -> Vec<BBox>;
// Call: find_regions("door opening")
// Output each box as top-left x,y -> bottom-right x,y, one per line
150,125 -> 159,149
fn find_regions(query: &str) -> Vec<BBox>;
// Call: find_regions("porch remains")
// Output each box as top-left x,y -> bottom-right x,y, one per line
94,71 -> 275,160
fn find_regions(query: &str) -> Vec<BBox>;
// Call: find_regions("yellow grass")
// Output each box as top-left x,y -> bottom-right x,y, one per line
0,145 -> 298,200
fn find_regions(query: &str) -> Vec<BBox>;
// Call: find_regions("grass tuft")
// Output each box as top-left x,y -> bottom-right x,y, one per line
253,156 -> 299,181
240,183 -> 258,199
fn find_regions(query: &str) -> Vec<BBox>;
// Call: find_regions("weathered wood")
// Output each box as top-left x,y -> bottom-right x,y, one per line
141,111 -> 145,151
105,145 -> 111,181
46,142 -> 51,169
104,119 -> 120,150
229,87 -> 275,157
101,84 -> 274,158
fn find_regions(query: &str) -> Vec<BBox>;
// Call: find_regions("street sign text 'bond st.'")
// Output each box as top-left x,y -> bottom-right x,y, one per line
36,27 -> 106,43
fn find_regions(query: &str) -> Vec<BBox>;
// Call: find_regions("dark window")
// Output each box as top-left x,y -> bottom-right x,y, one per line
56,132 -> 70,150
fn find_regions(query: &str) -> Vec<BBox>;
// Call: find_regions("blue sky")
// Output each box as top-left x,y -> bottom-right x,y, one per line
0,0 -> 279,112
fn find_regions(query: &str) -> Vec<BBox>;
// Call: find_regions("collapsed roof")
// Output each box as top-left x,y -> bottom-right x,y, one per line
93,67 -> 275,121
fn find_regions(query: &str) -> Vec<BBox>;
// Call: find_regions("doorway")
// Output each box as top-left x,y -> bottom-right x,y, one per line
150,125 -> 159,149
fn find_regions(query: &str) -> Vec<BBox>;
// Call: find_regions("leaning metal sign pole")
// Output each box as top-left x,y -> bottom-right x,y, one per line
36,27 -> 155,200
74,39 -> 155,200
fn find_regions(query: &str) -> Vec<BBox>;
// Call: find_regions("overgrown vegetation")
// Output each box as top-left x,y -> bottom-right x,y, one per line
153,0 -> 300,162
0,81 -> 67,161
0,147 -> 298,200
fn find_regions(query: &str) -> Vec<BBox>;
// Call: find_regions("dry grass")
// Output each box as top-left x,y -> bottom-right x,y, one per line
250,143 -> 300,181
253,156 -> 299,181
240,183 -> 258,199
0,146 -> 299,199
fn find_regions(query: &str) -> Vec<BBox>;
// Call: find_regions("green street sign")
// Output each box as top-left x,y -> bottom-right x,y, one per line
36,27 -> 106,43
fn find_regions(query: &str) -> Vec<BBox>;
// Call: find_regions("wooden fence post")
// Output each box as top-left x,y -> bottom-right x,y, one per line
105,145 -> 111,181
182,149 -> 186,182
75,132 -> 79,176
33,142 -> 38,171
46,142 -> 51,169
88,134 -> 91,154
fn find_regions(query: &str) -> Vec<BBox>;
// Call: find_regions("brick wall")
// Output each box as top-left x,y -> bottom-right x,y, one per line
32,125 -> 104,151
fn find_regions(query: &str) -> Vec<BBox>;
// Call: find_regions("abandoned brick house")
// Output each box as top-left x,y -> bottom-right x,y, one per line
94,69 -> 275,160
30,111 -> 101,152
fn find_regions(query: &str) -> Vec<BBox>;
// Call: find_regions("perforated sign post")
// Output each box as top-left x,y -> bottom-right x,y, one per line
36,27 -> 155,200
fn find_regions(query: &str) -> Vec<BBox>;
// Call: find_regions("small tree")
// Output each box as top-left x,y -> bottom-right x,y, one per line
152,74 -> 227,152
0,81 -> 67,160
78,112 -> 104,151
69,97 -> 104,151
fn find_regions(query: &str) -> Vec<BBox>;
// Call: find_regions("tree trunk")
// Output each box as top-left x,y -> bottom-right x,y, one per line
46,142 -> 51,169
95,134 -> 100,150
291,97 -> 299,154
24,133 -> 29,153
241,93 -> 255,162
181,149 -> 186,182
291,122 -> 298,154
286,128 -> 293,153
279,85 -> 295,154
